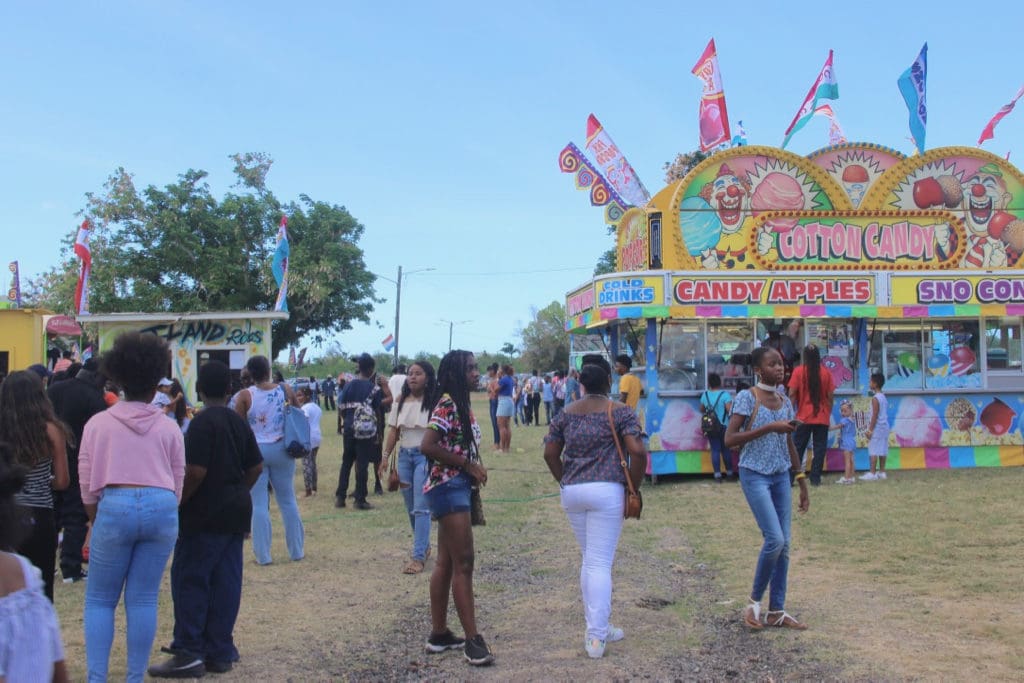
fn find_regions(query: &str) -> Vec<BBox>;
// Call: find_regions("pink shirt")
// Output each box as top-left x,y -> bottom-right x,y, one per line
78,401 -> 185,505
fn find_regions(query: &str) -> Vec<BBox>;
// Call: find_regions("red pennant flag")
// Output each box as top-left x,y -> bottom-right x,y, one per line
691,39 -> 732,152
73,219 -> 92,315
978,86 -> 1024,146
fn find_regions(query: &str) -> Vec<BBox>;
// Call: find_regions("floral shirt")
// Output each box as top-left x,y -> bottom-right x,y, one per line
424,393 -> 481,493
246,385 -> 287,444
544,404 -> 641,486
731,389 -> 794,475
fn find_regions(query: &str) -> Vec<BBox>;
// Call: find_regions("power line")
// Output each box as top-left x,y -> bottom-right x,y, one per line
418,266 -> 593,277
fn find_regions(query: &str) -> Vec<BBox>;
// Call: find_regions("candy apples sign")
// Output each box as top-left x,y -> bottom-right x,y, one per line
672,276 -> 873,305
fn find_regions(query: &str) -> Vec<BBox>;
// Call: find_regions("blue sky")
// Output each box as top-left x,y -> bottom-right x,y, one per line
3,1 -> 1022,360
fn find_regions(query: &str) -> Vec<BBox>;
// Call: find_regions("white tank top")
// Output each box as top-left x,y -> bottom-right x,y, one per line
247,385 -> 286,443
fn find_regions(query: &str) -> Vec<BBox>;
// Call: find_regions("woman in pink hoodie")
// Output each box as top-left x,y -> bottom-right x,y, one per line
78,332 -> 185,683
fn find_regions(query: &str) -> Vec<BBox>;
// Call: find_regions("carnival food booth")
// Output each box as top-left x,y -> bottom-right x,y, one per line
564,143 -> 1024,476
85,311 -> 287,404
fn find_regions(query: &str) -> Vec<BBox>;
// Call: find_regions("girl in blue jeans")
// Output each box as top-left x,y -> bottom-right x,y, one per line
382,361 -> 436,573
724,347 -> 810,631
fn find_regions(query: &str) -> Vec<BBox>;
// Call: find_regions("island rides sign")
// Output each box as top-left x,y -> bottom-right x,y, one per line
583,144 -> 1024,317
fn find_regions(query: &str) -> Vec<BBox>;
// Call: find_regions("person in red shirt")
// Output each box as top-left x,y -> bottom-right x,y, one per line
787,344 -> 835,486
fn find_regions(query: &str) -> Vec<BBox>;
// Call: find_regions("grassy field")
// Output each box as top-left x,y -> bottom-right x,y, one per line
53,396 -> 1024,680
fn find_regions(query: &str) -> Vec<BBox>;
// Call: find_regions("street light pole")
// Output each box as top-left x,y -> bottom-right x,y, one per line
439,319 -> 472,351
393,265 -> 402,370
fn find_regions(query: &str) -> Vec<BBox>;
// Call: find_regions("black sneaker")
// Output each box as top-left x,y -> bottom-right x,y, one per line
148,652 -> 206,678
354,501 -> 374,510
425,629 -> 465,653
62,570 -> 88,584
334,495 -> 346,508
205,660 -> 232,674
464,634 -> 495,666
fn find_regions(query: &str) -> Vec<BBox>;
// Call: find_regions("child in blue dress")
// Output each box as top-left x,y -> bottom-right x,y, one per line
830,400 -> 856,484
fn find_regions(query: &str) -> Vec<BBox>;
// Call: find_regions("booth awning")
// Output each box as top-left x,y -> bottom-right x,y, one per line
45,315 -> 82,336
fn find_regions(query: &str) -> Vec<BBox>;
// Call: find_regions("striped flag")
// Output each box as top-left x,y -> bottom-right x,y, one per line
73,219 -> 92,315
978,85 -> 1024,146
584,115 -> 650,207
813,104 -> 847,145
691,38 -> 732,152
782,50 -> 839,149
296,347 -> 308,371
272,216 -> 289,312
289,346 -> 297,367
82,345 -> 93,362
897,43 -> 928,155
381,334 -> 396,352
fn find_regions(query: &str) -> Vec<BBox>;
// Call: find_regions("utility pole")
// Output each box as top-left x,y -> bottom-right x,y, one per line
393,265 -> 401,370
439,319 -> 472,351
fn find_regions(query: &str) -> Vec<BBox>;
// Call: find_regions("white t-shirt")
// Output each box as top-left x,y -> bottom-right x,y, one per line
301,402 -> 323,448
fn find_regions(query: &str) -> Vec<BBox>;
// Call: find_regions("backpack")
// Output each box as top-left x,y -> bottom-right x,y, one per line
352,386 -> 379,440
700,391 -> 725,437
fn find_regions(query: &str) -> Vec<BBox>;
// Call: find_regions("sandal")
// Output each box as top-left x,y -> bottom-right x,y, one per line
743,600 -> 763,629
425,546 -> 432,561
402,559 -> 425,574
765,610 -> 808,630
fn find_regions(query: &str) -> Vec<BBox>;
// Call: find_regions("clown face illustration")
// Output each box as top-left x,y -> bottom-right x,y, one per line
699,163 -> 751,234
961,164 -> 1011,235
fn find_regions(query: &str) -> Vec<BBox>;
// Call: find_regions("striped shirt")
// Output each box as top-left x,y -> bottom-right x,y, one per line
13,460 -> 53,509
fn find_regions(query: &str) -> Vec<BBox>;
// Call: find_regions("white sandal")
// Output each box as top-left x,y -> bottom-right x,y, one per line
765,610 -> 808,630
743,600 -> 763,629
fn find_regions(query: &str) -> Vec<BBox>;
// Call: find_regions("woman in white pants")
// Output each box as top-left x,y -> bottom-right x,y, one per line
542,357 -> 647,659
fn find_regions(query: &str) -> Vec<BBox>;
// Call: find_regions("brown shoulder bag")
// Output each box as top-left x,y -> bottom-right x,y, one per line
608,402 -> 643,520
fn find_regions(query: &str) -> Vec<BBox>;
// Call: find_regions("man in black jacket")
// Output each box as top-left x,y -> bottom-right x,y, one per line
47,358 -> 108,582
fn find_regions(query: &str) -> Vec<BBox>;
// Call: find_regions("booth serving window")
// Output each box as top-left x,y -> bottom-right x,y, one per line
985,318 -> 1023,373
807,319 -> 858,391
618,320 -> 647,369
706,321 -> 753,390
658,321 -> 705,391
870,320 -> 982,390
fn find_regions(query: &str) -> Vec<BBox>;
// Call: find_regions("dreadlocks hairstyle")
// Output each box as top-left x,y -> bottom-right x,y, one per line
398,360 -> 436,415
0,442 -> 28,550
802,344 -> 823,416
0,371 -> 71,469
429,350 -> 476,450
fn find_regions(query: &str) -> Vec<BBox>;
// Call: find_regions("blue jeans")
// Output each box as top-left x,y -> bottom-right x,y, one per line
708,433 -> 732,476
398,447 -> 431,561
170,533 -> 244,664
739,468 -> 792,611
250,440 -> 305,564
84,487 -> 178,683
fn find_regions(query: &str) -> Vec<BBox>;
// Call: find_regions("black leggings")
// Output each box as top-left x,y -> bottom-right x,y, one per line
17,506 -> 57,601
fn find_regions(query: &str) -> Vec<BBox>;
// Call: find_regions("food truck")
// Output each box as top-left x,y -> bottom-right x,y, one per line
564,143 -> 1024,476
86,311 -> 287,404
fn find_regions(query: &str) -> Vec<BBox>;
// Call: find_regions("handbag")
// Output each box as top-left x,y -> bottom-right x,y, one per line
283,402 -> 311,458
386,428 -> 400,492
607,402 -> 643,520
468,442 -> 486,526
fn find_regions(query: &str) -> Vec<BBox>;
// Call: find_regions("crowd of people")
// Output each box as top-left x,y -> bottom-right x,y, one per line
0,332 -> 861,678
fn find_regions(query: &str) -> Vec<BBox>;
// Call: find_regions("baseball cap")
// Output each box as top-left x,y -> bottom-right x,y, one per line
158,377 -> 174,387
27,364 -> 53,380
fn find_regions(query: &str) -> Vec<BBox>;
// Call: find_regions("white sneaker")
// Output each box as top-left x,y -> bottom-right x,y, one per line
606,625 -> 624,642
836,477 -> 853,485
859,472 -> 877,481
876,471 -> 887,480
585,637 -> 606,659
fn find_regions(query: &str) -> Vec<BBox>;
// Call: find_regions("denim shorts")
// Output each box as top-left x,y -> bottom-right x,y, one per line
426,471 -> 472,520
496,396 -> 514,417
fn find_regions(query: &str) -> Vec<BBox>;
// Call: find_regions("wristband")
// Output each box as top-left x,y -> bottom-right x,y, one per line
795,472 -> 807,481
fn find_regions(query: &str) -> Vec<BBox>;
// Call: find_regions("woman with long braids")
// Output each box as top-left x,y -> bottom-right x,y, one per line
787,344 -> 835,486
380,360 -> 437,574
0,371 -> 70,601
420,350 -> 494,666
725,346 -> 810,630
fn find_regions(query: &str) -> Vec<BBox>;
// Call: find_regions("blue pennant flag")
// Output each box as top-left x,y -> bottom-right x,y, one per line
898,43 -> 928,155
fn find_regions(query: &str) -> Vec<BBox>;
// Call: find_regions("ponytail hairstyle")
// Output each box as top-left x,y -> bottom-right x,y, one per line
803,344 -> 823,416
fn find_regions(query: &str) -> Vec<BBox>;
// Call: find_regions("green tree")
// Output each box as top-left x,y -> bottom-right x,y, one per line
663,149 -> 709,184
26,155 -> 378,355
594,247 -> 617,275
519,301 -> 569,372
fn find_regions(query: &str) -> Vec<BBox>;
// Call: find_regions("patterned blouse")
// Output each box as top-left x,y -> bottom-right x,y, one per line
424,393 -> 481,493
731,389 -> 795,475
246,385 -> 287,444
544,404 -> 641,486
0,553 -> 65,680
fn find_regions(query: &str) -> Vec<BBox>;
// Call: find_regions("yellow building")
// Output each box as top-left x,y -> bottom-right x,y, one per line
0,308 -> 51,375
